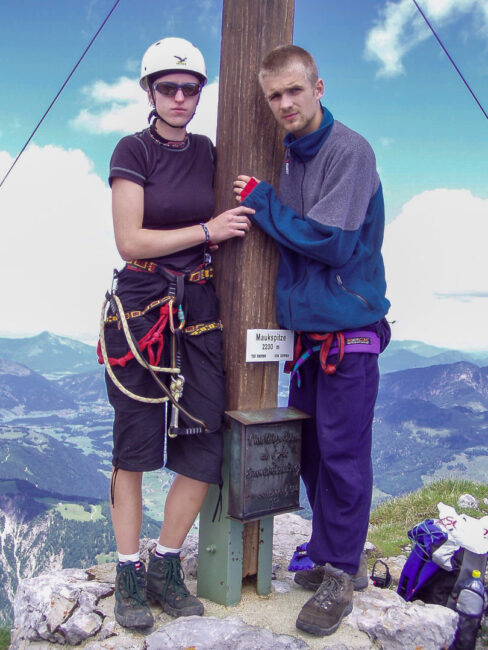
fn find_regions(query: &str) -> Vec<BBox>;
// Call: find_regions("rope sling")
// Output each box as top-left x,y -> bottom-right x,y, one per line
98,262 -> 221,437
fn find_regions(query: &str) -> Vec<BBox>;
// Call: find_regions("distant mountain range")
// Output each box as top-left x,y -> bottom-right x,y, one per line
0,331 -> 97,375
374,361 -> 488,498
379,339 -> 488,374
380,361 -> 488,409
0,358 -> 77,414
57,368 -> 107,402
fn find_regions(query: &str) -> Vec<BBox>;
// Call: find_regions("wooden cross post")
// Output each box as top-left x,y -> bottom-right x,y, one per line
197,0 -> 296,606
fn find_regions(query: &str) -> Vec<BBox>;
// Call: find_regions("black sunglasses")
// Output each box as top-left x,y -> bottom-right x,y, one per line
153,81 -> 202,97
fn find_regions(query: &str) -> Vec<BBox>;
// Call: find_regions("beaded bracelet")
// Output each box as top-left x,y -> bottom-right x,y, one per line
200,222 -> 210,244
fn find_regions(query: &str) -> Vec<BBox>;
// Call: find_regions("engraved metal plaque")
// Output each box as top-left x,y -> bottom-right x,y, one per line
226,407 -> 308,521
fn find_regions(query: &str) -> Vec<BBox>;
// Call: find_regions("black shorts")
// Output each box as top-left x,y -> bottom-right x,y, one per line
104,265 -> 225,484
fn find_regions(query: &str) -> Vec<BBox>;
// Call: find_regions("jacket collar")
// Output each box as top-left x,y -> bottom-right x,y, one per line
283,105 -> 334,162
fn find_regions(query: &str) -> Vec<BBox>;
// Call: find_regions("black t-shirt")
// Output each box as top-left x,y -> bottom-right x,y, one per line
109,126 -> 216,270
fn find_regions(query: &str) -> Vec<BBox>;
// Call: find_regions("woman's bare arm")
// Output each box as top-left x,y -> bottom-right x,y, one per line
112,177 -> 254,261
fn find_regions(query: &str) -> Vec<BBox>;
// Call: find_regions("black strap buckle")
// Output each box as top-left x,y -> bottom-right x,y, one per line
168,426 -> 205,436
371,560 -> 392,588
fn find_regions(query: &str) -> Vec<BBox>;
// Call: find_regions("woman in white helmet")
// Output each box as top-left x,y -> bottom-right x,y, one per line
101,37 -> 254,629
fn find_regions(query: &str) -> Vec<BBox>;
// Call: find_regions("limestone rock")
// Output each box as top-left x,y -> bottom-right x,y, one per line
273,512 -> 312,562
138,534 -> 199,577
180,532 -> 199,577
322,645 -> 372,650
271,579 -> 292,594
44,594 -> 76,633
84,637 -> 144,649
364,541 -> 376,554
137,536 -> 156,562
458,493 -> 479,509
348,586 -> 457,650
145,615 -> 308,649
11,568 -> 113,648
97,619 -> 117,641
59,610 -> 103,646
373,555 -> 407,586
87,563 -> 115,584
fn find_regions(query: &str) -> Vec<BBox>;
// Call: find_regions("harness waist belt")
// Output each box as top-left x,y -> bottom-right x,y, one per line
328,330 -> 380,355
127,259 -> 213,283
286,329 -> 381,387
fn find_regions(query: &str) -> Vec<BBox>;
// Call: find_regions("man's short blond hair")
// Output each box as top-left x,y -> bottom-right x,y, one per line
258,45 -> 319,87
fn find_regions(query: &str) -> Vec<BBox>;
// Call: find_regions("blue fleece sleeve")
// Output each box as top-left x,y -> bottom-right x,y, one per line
243,182 -> 361,267
242,137 -> 378,267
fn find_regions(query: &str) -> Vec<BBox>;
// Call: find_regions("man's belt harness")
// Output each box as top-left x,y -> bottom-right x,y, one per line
98,261 -> 221,437
285,329 -> 381,388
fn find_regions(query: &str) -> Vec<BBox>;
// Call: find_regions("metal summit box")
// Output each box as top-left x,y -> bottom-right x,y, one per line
225,406 -> 308,521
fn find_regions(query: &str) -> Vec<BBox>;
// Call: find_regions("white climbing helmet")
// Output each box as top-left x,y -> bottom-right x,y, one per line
140,37 -> 207,90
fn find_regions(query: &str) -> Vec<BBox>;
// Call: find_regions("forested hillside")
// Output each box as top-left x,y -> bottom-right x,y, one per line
0,479 -> 159,624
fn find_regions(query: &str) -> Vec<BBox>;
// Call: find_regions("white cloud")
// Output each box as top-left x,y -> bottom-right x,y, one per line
365,0 -> 488,77
383,188 -> 488,350
71,76 -> 219,143
190,80 -> 218,143
0,145 -> 119,343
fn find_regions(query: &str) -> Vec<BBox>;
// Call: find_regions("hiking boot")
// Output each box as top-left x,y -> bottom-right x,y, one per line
294,552 -> 368,592
114,561 -> 154,629
146,553 -> 204,617
296,563 -> 353,636
353,552 -> 369,590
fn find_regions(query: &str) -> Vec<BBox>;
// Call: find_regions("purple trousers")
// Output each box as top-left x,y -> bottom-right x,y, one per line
289,320 -> 390,574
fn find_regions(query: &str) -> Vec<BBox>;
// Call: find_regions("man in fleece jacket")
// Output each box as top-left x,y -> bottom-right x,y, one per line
233,45 -> 391,637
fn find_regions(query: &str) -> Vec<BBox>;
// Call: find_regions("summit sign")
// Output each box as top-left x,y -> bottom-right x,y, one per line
246,329 -> 294,362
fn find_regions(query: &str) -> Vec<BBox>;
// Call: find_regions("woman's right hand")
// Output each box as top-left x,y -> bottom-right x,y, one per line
206,206 -> 254,244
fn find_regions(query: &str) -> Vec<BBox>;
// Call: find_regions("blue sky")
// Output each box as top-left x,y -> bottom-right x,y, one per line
0,0 -> 487,348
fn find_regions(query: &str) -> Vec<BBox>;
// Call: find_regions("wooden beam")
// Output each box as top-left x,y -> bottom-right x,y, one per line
214,0 -> 295,412
213,0 -> 295,581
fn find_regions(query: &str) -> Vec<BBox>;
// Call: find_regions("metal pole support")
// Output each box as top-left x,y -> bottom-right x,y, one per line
197,406 -> 308,605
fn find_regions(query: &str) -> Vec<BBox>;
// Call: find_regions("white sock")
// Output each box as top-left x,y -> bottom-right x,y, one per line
155,543 -> 181,556
118,551 -> 140,564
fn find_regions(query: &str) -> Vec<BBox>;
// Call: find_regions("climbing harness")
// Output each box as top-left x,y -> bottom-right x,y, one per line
98,260 -> 222,437
285,329 -> 381,387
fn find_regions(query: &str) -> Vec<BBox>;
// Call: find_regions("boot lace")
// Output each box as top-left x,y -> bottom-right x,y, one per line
161,555 -> 190,601
118,563 -> 148,606
312,574 -> 343,609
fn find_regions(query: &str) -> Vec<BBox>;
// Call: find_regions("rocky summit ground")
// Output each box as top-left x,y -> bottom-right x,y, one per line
11,513 -> 462,649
